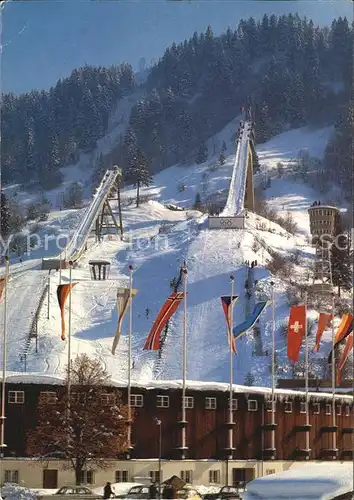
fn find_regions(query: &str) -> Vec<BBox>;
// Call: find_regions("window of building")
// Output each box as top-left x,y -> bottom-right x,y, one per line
284,401 -> 292,413
325,404 -> 331,415
130,394 -> 143,407
336,405 -> 342,416
79,471 -> 94,485
228,398 -> 238,411
180,470 -> 193,484
208,470 -> 220,484
71,392 -> 87,403
4,470 -> 18,483
300,402 -> 307,414
101,393 -> 116,406
248,400 -> 258,412
8,391 -> 24,404
345,405 -> 350,417
313,403 -> 320,414
183,396 -> 194,409
150,471 -> 161,483
115,470 -> 129,483
156,395 -> 169,408
265,469 -> 275,475
205,397 -> 217,410
265,400 -> 274,412
39,392 -> 57,404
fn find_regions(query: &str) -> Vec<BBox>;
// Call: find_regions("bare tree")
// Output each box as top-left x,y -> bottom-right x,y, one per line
27,354 -> 130,485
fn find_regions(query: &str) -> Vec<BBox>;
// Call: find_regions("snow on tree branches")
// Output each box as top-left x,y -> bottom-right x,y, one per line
26,354 -> 130,485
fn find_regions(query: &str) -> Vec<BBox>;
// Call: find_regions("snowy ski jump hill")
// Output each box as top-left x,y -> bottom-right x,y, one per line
1,118 -> 346,390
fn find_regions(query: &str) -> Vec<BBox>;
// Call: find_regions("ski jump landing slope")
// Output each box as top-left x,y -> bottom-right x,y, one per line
221,120 -> 251,217
0,270 -> 49,371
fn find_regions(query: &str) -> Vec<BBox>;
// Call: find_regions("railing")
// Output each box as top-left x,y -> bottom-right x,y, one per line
20,281 -> 49,364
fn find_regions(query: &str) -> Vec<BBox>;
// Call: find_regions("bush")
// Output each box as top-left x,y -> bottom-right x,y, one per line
266,251 -> 293,277
27,198 -> 51,222
63,182 -> 84,208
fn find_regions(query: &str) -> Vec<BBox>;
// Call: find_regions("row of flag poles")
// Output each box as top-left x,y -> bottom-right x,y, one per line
55,265 -> 353,453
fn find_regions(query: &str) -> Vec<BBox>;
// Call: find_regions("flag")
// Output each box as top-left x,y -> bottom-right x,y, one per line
221,296 -> 238,353
143,292 -> 184,350
313,312 -> 333,352
337,333 -> 353,384
328,314 -> 354,363
287,305 -> 306,362
334,313 -> 353,346
0,276 -> 7,303
111,287 -> 137,355
232,301 -> 269,340
57,283 -> 77,341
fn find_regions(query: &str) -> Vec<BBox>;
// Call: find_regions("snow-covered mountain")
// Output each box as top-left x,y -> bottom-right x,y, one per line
1,118 -> 349,388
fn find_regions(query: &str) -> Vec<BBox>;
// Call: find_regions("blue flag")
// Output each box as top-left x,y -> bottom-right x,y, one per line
232,301 -> 270,340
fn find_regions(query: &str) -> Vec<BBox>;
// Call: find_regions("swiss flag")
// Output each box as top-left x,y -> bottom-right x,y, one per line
287,305 -> 307,362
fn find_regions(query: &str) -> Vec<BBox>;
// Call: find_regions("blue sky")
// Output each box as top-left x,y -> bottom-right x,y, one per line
2,0 -> 352,95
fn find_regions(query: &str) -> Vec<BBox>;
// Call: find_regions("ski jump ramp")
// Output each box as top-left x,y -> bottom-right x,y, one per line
42,166 -> 122,270
209,120 -> 255,230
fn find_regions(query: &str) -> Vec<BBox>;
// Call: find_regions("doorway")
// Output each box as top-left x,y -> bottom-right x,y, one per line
43,469 -> 58,489
232,467 -> 255,486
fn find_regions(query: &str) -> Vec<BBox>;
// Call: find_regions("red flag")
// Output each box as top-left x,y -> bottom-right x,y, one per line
57,283 -> 77,341
313,312 -> 333,352
334,313 -> 353,346
143,292 -> 184,350
0,277 -> 7,303
328,315 -> 353,363
337,333 -> 353,384
221,296 -> 238,353
287,305 -> 306,362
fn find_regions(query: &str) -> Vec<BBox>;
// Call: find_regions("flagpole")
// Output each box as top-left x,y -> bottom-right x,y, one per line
0,256 -> 9,458
127,264 -> 134,454
270,281 -> 276,452
331,292 -> 336,454
304,291 -> 310,455
67,261 -> 73,405
181,263 -> 188,458
59,252 -> 62,284
228,276 -> 235,456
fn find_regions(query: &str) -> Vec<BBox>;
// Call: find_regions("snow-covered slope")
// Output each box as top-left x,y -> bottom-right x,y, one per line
1,121 -> 348,388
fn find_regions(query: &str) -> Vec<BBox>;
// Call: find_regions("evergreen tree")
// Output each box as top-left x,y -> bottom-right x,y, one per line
218,150 -> 226,166
0,192 -> 10,238
196,142 -> 208,164
331,214 -> 352,297
194,192 -> 202,210
126,149 -> 152,207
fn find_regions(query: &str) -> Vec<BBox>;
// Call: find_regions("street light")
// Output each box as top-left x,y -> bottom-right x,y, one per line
154,417 -> 162,500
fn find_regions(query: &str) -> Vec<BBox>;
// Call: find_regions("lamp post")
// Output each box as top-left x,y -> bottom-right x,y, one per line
154,417 -> 162,500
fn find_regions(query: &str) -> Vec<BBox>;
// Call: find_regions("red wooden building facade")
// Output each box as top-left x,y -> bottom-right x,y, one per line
2,382 -> 353,461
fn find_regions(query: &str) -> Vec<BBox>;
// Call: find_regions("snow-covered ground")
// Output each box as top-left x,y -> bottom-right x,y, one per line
243,462 -> 353,500
0,120 -> 350,388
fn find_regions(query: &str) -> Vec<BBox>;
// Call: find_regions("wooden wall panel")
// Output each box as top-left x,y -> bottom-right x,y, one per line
1,383 -> 353,462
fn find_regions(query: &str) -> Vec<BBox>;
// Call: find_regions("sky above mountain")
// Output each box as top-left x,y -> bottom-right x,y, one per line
2,0 -> 352,95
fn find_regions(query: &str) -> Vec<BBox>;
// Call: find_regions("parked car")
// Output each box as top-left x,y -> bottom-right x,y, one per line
123,485 -> 201,500
37,486 -> 100,500
1,483 -> 21,499
202,486 -> 242,500
176,486 -> 202,500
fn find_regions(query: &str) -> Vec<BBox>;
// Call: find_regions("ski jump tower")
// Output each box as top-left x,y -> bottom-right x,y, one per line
209,110 -> 255,230
307,204 -> 339,295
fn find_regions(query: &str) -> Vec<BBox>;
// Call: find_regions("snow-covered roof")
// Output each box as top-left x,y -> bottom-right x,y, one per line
244,462 -> 353,500
3,373 -> 353,402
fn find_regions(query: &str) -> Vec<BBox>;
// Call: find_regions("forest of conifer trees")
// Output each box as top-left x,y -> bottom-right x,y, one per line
0,14 -> 352,200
